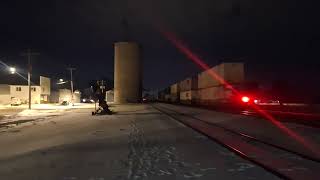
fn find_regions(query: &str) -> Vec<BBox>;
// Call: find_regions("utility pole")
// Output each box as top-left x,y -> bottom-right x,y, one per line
22,49 -> 40,110
67,67 -> 76,105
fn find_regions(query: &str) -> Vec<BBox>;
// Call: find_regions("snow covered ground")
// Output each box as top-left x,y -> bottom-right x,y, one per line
0,104 -> 280,180
0,103 -> 95,110
0,103 -> 95,128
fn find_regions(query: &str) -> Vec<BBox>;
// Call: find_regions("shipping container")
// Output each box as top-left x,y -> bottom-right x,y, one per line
170,83 -> 180,103
196,86 -> 233,105
198,63 -> 244,89
179,76 -> 198,92
221,63 -> 245,84
170,83 -> 179,94
180,90 -> 198,104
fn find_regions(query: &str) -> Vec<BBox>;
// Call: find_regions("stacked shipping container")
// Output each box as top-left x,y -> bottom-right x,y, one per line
197,63 -> 244,105
179,76 -> 198,104
158,62 -> 245,105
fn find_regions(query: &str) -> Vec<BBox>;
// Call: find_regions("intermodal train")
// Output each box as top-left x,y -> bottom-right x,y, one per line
157,62 -> 261,109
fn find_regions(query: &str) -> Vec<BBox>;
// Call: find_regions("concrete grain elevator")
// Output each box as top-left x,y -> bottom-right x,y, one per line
114,42 -> 142,103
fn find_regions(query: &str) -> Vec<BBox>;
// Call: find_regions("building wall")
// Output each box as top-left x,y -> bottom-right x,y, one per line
0,84 -> 10,95
58,89 -> 81,103
40,76 -> 51,95
74,92 -> 81,103
10,85 -> 41,104
49,91 -> 59,103
106,90 -> 114,102
59,89 -> 71,103
0,85 -> 10,104
40,76 -> 51,103
0,95 -> 10,104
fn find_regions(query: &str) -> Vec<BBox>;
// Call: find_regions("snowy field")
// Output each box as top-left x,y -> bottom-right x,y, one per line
0,104 -> 280,180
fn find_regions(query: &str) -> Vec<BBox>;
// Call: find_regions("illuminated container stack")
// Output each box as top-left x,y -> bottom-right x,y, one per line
114,42 -> 142,104
170,83 -> 180,103
157,62 -> 245,106
197,63 -> 244,105
179,76 -> 198,104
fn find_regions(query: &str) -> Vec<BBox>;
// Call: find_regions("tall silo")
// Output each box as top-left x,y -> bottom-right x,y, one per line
114,42 -> 142,103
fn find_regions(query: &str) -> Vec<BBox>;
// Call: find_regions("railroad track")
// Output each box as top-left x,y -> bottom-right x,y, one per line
239,109 -> 320,128
152,103 -> 320,180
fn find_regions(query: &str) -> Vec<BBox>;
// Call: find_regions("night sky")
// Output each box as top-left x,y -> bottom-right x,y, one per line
0,0 -> 319,94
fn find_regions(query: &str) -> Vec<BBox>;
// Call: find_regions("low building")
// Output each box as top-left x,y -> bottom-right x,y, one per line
0,84 -> 11,105
10,85 -> 42,104
58,89 -> 81,104
0,76 -> 51,105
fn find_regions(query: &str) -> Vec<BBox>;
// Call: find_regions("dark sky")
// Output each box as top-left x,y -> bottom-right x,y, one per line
0,0 -> 319,92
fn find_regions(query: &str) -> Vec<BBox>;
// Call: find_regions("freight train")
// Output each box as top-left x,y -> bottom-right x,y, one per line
157,62 -> 260,109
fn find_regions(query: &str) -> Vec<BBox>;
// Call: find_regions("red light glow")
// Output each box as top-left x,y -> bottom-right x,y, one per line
158,26 -> 320,156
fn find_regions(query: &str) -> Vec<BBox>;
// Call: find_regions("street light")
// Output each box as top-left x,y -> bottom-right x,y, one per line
57,79 -> 67,85
9,67 -> 16,74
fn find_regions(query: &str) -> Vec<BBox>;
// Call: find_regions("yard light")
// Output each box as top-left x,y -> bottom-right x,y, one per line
9,67 -> 16,74
57,79 -> 67,85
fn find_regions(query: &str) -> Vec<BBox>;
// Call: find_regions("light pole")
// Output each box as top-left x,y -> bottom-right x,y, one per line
67,68 -> 76,105
28,55 -> 31,110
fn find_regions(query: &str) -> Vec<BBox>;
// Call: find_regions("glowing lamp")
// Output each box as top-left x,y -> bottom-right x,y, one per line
9,67 -> 16,74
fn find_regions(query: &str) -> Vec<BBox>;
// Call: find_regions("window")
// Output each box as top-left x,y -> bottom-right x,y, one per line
16,87 -> 21,91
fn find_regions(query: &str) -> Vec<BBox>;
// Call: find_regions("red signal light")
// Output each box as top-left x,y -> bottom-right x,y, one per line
241,96 -> 250,103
